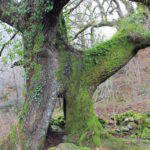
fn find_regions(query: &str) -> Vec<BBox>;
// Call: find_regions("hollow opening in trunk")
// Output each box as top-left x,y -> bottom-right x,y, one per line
44,97 -> 66,149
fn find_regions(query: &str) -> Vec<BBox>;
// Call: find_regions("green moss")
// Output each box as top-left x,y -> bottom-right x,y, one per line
57,11 -> 150,148
19,25 -> 44,129
102,135 -> 150,150
65,54 -> 104,146
82,11 -> 150,88
141,128 -> 150,139
109,110 -> 150,140
102,137 -> 128,150
19,100 -> 30,129
55,46 -> 68,87
9,126 -> 18,150
33,24 -> 44,53
83,31 -> 133,87
92,135 -> 101,146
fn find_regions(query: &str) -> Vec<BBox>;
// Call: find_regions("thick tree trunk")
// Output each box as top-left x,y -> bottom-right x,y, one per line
21,16 -> 60,150
61,12 -> 150,147
0,1 -> 70,149
23,50 -> 59,150
0,10 -> 62,150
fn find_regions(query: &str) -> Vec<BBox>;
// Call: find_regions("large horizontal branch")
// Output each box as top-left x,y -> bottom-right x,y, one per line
81,13 -> 150,91
83,33 -> 150,92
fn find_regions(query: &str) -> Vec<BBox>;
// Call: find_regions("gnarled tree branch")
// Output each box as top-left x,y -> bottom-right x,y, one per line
68,0 -> 84,14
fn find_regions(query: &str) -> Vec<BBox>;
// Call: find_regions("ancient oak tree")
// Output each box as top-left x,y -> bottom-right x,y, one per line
0,0 -> 150,150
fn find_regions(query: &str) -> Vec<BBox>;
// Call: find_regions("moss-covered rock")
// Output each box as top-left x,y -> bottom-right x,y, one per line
108,109 -> 150,140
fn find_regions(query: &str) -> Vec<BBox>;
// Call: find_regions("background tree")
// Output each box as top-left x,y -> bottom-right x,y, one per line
64,0 -> 135,50
0,0 -> 150,150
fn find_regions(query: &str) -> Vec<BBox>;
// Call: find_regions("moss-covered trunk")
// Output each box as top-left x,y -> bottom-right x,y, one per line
62,12 -> 150,147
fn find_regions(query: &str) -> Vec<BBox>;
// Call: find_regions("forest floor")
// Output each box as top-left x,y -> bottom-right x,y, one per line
44,100 -> 150,150
0,109 -> 17,139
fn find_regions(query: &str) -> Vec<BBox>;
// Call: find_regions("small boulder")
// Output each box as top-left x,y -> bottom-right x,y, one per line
120,126 -> 130,132
127,124 -> 133,130
108,120 -> 114,125
124,117 -> 134,123
128,117 -> 134,122
116,128 -> 121,133
128,122 -> 137,129
125,117 -> 129,122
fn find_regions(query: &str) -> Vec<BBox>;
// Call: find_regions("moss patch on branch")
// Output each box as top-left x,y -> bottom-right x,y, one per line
82,11 -> 150,88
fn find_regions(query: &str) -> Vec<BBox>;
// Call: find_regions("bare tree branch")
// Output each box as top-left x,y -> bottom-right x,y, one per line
112,0 -> 124,18
68,0 -> 84,14
121,0 -> 134,15
0,31 -> 18,57
11,60 -> 22,68
73,21 -> 115,40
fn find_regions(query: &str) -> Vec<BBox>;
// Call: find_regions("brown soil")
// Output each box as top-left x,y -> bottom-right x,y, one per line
44,130 -> 66,150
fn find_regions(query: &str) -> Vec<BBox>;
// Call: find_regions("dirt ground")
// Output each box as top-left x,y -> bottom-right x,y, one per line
0,110 -> 18,139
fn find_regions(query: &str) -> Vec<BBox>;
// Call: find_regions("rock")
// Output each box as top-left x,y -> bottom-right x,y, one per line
125,117 -> 129,122
128,122 -> 137,129
120,126 -> 130,132
124,117 -> 134,123
116,128 -> 121,133
50,125 -> 63,132
127,124 -> 133,130
128,117 -> 134,122
108,120 -> 114,125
